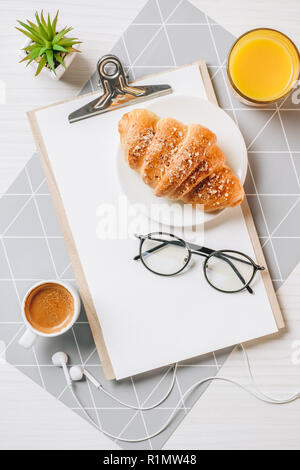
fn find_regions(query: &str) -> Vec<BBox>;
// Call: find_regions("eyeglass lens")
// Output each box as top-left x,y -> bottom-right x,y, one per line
140,233 -> 189,275
205,250 -> 255,292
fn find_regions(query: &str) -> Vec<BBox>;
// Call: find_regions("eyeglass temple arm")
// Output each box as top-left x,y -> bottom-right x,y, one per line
133,240 -> 169,260
134,237 -> 253,293
133,237 -> 192,261
190,246 -> 259,268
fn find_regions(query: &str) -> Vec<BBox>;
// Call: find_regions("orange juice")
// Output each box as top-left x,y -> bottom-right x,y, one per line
228,29 -> 300,105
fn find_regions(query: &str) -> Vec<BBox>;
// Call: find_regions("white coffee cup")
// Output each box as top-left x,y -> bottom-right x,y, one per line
18,280 -> 81,349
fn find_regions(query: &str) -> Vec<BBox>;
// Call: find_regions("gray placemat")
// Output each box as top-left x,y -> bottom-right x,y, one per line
1,0 -> 299,450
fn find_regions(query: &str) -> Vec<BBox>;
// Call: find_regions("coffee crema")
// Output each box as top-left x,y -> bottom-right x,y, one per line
25,283 -> 74,334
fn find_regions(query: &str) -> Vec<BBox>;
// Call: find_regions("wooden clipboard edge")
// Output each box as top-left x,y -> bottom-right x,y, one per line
27,59 -> 284,382
27,110 -> 116,380
240,199 -> 285,329
198,60 -> 285,330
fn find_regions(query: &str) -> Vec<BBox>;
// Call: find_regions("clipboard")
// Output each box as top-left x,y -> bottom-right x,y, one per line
27,60 -> 284,380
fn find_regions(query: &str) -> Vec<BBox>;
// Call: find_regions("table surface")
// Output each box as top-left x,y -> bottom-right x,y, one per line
1,0 -> 300,450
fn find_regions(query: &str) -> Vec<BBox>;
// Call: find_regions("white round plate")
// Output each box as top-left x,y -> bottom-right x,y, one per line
116,95 -> 247,227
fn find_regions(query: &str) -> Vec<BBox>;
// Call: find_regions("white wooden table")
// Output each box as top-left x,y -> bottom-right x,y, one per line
0,0 -> 300,450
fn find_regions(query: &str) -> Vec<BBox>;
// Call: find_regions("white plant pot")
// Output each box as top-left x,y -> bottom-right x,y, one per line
20,38 -> 79,80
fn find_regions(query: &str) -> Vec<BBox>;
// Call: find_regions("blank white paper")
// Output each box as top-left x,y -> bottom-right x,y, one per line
35,65 -> 278,379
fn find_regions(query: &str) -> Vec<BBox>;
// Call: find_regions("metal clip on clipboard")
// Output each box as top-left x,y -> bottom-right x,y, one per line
68,55 -> 173,123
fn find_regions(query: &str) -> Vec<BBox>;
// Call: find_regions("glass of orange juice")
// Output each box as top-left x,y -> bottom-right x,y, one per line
227,28 -> 300,106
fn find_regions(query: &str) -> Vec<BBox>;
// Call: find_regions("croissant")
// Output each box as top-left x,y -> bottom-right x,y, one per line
118,109 -> 244,212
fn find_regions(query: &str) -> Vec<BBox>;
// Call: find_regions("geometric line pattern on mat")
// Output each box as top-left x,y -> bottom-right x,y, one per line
1,0 -> 299,450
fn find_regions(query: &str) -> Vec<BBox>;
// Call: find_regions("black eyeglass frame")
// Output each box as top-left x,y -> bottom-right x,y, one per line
134,232 -> 265,294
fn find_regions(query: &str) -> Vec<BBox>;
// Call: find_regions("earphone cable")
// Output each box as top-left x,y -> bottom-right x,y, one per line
67,343 -> 300,443
240,343 -> 300,403
70,376 -> 299,444
98,363 -> 178,411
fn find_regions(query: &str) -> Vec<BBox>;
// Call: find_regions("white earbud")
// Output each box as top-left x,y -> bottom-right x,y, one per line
70,365 -> 102,389
69,365 -> 84,381
52,352 -> 72,387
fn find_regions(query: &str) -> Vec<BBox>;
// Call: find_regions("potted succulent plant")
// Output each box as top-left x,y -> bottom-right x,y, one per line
16,10 -> 81,79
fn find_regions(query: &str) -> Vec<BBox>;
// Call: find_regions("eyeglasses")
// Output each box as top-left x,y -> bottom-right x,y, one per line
134,232 -> 265,294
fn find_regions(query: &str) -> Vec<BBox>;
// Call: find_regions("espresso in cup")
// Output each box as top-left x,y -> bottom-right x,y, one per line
24,282 -> 74,334
19,281 -> 81,349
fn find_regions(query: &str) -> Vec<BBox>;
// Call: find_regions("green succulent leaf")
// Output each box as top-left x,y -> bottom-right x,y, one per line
54,52 -> 67,69
58,38 -> 81,47
21,44 -> 37,51
35,54 -> 47,76
17,22 -> 43,43
57,41 -> 72,47
53,27 -> 72,44
26,52 -> 42,66
17,20 -> 42,41
16,26 -> 43,44
51,10 -> 59,35
40,10 -> 48,30
30,46 -> 42,57
19,46 -> 43,65
26,20 -> 40,33
39,46 -> 48,55
40,10 -> 54,43
52,44 -> 69,53
47,13 -> 54,40
19,53 -> 33,63
34,11 -> 50,39
66,47 -> 80,53
45,49 -> 55,71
